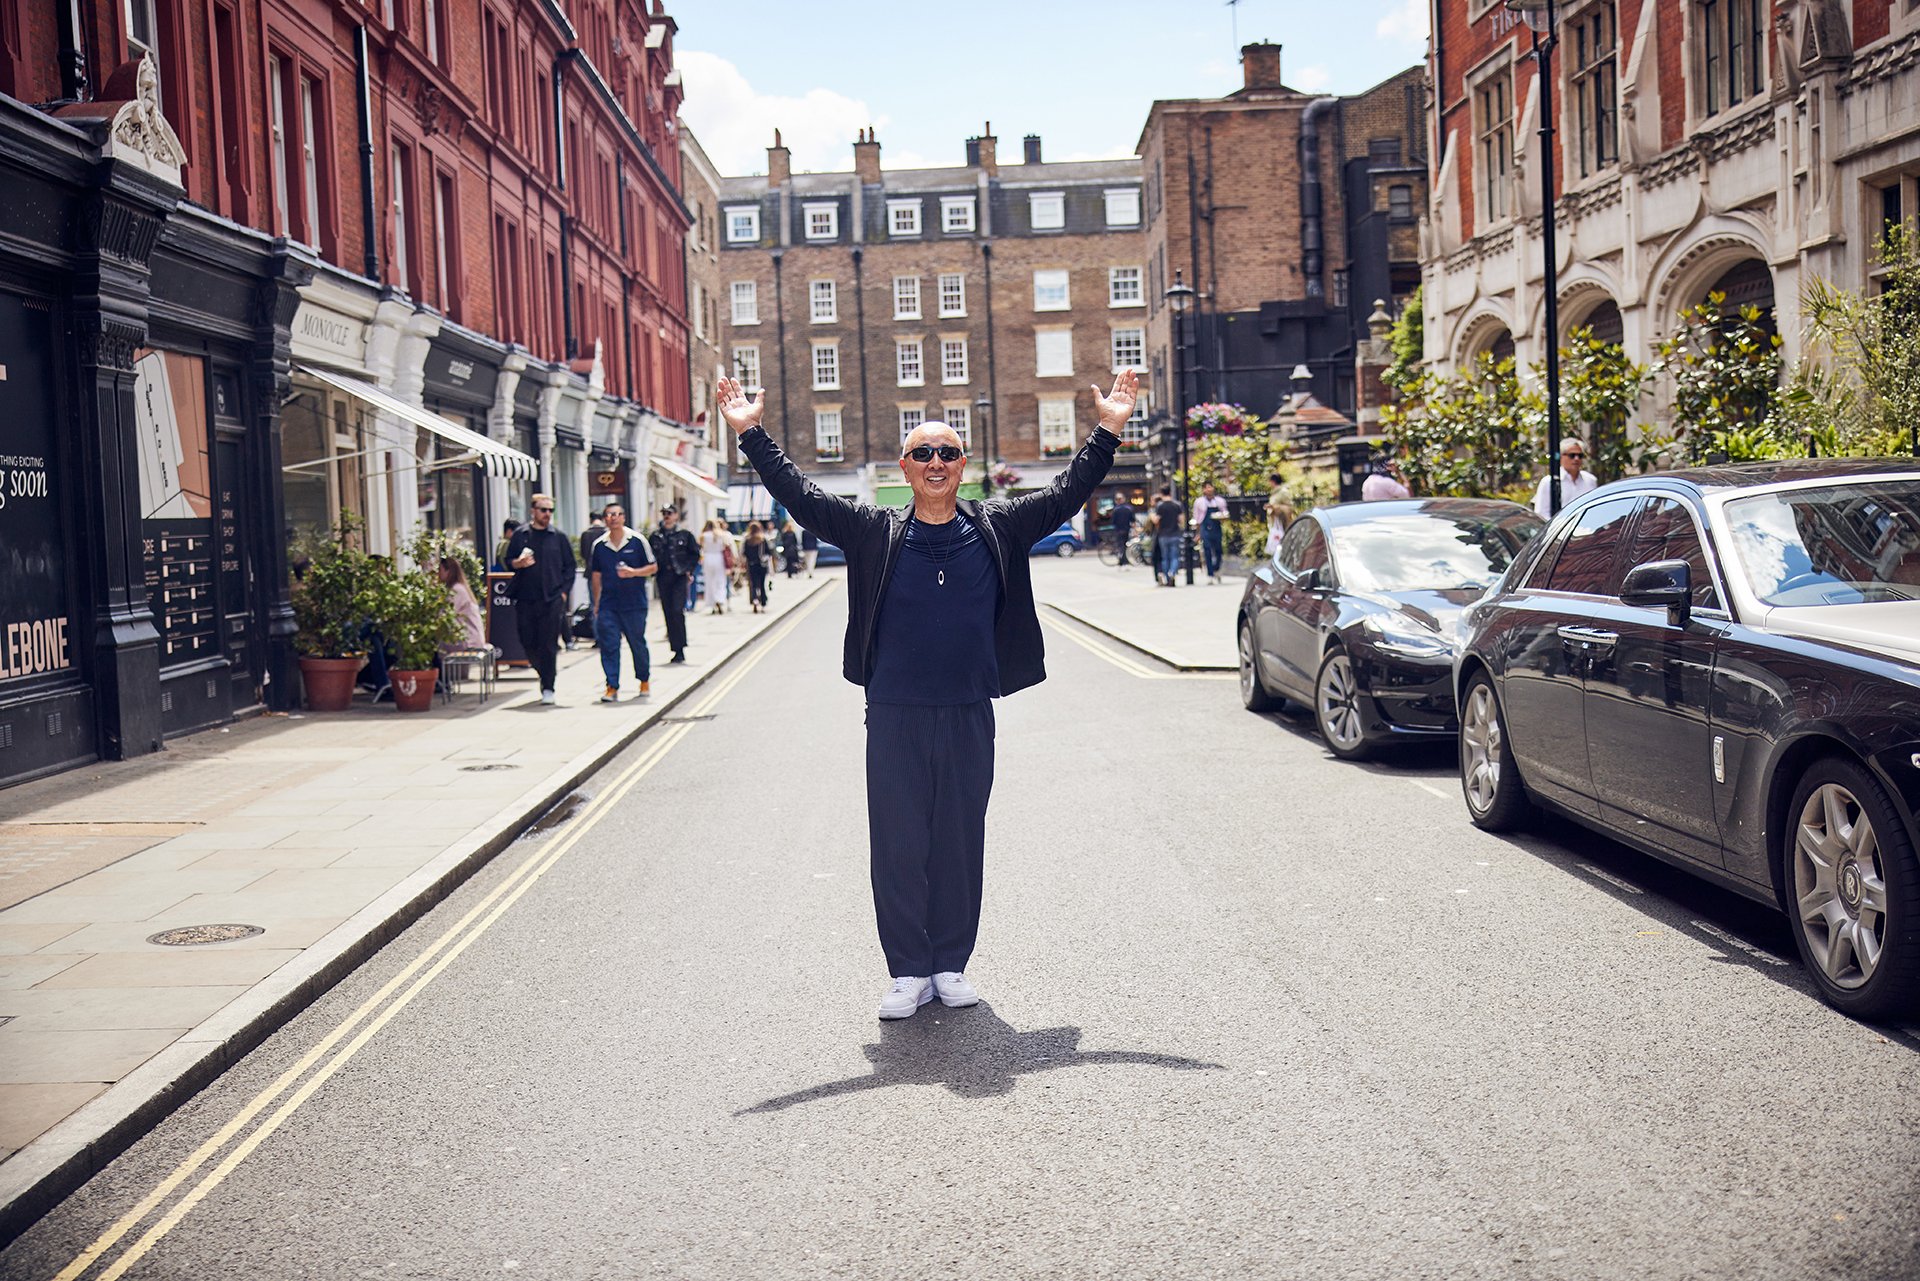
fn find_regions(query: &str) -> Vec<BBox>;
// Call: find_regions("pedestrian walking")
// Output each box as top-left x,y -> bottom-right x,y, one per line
503,493 -> 576,705
801,526 -> 820,576
588,502 -> 656,703
699,519 -> 732,614
1192,482 -> 1228,584
743,521 -> 772,613
716,367 -> 1136,1020
1109,492 -> 1136,569
779,520 -> 801,578
492,518 -> 520,572
1152,487 -> 1185,586
649,506 -> 699,665
577,512 -> 606,571
1265,471 -> 1294,557
1533,437 -> 1597,518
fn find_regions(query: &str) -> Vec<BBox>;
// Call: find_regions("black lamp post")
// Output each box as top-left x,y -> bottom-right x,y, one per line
1165,270 -> 1198,584
1506,0 -> 1564,513
974,389 -> 994,494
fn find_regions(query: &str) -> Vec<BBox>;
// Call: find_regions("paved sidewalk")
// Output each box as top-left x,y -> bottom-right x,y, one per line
1028,555 -> 1240,669
0,571 -> 836,1237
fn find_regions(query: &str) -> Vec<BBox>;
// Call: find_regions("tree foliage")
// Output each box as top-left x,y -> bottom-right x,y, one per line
1798,225 -> 1920,458
1654,292 -> 1786,462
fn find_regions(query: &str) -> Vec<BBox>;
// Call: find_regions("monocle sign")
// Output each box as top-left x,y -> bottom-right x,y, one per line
290,299 -> 368,367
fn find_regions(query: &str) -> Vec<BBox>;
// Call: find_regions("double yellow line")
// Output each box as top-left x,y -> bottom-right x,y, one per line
1039,613 -> 1234,681
52,586 -> 836,1281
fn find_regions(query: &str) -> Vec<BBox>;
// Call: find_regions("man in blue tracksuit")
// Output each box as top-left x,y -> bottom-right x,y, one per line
717,367 -> 1138,1020
587,502 -> 656,703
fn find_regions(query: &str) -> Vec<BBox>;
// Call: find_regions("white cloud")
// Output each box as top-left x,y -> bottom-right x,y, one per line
1377,0 -> 1430,44
1294,65 -> 1333,92
676,50 -> 882,175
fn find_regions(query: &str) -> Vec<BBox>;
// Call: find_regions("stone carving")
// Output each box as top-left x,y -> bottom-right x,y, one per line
107,57 -> 188,183
75,316 -> 143,372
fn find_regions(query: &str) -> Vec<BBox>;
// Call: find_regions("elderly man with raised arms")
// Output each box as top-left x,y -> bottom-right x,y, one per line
716,369 -> 1138,1019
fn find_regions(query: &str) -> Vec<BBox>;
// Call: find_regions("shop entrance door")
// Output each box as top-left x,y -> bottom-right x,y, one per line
215,435 -> 260,709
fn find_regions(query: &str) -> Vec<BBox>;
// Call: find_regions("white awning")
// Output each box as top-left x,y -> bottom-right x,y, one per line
725,483 -> 776,520
649,455 -> 729,502
294,364 -> 539,481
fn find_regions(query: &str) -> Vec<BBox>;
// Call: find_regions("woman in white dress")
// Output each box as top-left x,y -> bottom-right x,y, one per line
698,519 -> 731,614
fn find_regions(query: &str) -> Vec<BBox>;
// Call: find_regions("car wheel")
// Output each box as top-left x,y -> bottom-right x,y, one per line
1055,542 -> 1077,557
1459,673 -> 1529,830
1784,757 -> 1920,1020
1314,646 -> 1372,761
1238,621 -> 1278,712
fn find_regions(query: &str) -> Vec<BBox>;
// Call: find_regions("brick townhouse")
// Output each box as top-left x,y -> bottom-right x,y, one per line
0,2 -> 696,788
712,126 -> 1159,517
1422,0 -> 1920,389
1138,43 -> 1427,437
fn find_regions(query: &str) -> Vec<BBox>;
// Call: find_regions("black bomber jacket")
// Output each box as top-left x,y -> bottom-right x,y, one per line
736,424 -> 1120,695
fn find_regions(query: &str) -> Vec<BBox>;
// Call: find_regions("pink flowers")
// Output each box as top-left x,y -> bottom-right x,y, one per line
1184,402 -> 1258,439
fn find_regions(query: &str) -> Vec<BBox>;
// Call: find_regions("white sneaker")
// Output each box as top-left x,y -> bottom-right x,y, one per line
878,975 -> 934,1020
540,689 -> 556,706
932,971 -> 979,1007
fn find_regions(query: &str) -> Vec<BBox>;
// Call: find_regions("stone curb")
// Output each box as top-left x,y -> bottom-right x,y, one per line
0,578 -> 834,1246
1041,600 -> 1234,671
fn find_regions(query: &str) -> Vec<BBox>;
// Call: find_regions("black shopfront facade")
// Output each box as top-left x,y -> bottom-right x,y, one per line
0,96 -> 302,787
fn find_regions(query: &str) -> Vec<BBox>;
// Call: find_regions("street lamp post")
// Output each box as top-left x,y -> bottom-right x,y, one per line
974,390 -> 994,495
1165,271 -> 1198,584
1506,0 -> 1564,515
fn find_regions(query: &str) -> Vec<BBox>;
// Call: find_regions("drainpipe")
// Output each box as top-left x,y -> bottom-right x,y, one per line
1300,97 -> 1340,303
355,25 -> 379,280
852,246 -> 872,467
981,242 -> 998,467
771,250 -> 790,436
617,155 -> 634,396
554,59 -> 574,359
59,0 -> 89,102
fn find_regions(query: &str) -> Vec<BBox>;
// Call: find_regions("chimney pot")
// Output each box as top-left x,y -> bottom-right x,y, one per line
1241,41 -> 1284,91
1023,134 -> 1042,165
767,129 -> 791,188
854,127 -> 882,183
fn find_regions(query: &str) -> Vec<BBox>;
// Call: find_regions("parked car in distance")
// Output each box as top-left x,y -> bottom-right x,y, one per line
814,540 -> 846,567
1237,498 -> 1544,758
1031,522 -> 1083,557
1455,459 -> 1920,1019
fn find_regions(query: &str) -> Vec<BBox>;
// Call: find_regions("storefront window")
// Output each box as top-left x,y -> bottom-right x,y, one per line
415,417 -> 478,552
0,291 -> 73,687
133,349 -> 218,668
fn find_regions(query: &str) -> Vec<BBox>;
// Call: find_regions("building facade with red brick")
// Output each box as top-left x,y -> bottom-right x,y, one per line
714,127 -> 1158,514
1423,0 -> 1919,382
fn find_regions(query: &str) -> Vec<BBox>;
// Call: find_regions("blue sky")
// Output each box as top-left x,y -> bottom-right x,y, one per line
675,0 -> 1429,178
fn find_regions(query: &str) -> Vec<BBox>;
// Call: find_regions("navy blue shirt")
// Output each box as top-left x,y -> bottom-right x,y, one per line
867,513 -> 1001,706
589,531 -> 653,612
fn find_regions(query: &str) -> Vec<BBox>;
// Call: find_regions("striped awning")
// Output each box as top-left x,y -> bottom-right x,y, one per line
295,364 -> 539,481
649,455 -> 728,502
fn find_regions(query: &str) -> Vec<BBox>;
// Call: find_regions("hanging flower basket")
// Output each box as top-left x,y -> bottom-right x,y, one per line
1184,402 -> 1262,440
990,464 -> 1023,489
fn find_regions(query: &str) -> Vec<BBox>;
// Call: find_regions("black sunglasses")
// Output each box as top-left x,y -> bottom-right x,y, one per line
533,504 -> 555,512
904,445 -> 964,463
1563,451 -> 1586,459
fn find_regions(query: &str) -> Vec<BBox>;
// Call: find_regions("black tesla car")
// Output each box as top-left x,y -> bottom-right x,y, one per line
1236,498 -> 1544,758
1455,459 -> 1920,1019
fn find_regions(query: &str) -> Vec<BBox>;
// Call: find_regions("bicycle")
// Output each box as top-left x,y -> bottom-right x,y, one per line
1094,528 -> 1153,567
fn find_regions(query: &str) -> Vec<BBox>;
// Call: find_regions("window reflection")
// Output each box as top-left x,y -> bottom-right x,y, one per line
1726,482 -> 1920,606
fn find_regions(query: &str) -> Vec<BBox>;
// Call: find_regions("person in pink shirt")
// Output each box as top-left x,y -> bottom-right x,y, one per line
1360,450 -> 1412,501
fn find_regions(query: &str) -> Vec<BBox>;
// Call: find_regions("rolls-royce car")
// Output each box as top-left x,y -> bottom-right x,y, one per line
1236,498 -> 1544,759
1455,459 -> 1920,1019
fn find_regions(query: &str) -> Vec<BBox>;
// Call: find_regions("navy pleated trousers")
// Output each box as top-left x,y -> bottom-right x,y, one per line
864,700 -> 996,977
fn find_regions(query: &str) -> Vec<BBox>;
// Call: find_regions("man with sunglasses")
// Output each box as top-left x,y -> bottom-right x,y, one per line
503,494 -> 577,705
716,368 -> 1138,1020
1532,437 -> 1597,518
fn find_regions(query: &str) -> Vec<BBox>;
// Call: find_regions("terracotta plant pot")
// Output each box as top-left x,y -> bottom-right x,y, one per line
299,655 -> 363,712
389,668 -> 437,712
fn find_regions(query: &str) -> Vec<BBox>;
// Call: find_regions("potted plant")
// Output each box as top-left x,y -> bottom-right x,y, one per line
290,518 -> 383,712
374,561 -> 460,713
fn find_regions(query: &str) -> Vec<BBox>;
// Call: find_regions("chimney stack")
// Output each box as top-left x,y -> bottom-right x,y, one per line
767,128 -> 790,187
1241,42 -> 1283,91
853,126 -> 882,183
967,121 -> 998,175
1023,134 -> 1042,165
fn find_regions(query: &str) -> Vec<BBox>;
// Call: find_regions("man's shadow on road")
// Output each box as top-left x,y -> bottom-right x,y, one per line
737,1003 -> 1223,1115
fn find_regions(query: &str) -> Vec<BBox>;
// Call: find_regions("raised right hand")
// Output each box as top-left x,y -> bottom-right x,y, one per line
715,375 -> 765,436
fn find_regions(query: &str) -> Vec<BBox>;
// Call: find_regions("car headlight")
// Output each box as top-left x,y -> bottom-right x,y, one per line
1360,616 -> 1452,658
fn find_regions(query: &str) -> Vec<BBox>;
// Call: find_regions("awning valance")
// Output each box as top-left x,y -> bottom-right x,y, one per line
294,364 -> 539,481
650,456 -> 728,502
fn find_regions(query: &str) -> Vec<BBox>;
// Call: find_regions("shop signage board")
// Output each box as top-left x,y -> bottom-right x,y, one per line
134,349 -> 219,666
0,290 -> 73,684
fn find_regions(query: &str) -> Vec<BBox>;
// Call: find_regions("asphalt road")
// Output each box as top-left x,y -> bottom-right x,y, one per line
6,583 -> 1920,1280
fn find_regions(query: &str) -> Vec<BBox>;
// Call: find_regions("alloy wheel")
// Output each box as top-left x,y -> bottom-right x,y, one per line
1461,682 -> 1502,816
1316,652 -> 1365,752
1793,782 -> 1888,990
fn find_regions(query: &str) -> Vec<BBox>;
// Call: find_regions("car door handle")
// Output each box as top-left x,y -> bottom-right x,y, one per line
1556,625 -> 1619,650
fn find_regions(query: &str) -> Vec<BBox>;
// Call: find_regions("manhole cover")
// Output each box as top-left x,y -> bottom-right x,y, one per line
459,763 -> 520,772
147,924 -> 265,947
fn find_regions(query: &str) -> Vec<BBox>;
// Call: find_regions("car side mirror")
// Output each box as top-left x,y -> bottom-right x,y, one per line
1621,559 -> 1691,624
1296,566 -> 1321,591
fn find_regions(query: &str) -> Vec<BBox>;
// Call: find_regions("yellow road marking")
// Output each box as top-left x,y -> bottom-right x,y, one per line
54,584 -> 837,1281
1039,613 -> 1233,681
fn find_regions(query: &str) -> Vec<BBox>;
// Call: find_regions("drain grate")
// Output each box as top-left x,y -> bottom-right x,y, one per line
459,763 -> 521,772
147,924 -> 265,947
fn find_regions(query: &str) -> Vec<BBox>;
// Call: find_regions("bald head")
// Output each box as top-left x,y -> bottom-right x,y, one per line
898,422 -> 968,519
902,423 -> 965,456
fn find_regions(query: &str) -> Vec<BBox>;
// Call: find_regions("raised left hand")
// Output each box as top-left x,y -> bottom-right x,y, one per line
1093,369 -> 1140,433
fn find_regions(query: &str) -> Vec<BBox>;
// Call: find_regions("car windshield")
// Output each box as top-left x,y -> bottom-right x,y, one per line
1724,479 -> 1920,606
1331,508 -> 1544,593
